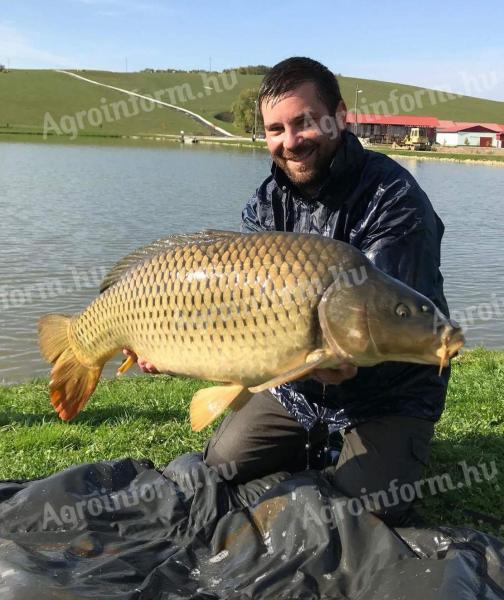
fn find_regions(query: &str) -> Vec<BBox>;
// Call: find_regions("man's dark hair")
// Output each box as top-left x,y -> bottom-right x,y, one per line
258,57 -> 343,114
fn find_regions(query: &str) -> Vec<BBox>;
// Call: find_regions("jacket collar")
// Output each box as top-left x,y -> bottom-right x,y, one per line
270,130 -> 366,200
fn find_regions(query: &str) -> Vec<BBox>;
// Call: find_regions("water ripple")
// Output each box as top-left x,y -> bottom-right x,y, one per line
0,145 -> 502,384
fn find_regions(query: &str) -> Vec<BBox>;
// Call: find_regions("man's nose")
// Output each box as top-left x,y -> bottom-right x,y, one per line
283,127 -> 303,151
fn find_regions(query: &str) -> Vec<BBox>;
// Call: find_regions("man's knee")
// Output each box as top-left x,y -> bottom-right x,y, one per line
203,390 -> 310,483
328,416 -> 435,519
203,434 -> 246,483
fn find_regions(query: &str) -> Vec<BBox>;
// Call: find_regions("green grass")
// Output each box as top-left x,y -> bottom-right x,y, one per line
1,69 -> 503,141
0,131 -> 186,148
79,69 -> 261,135
337,74 -> 504,122
0,70 -> 213,137
376,147 -> 504,163
418,348 -> 504,536
0,348 -> 503,536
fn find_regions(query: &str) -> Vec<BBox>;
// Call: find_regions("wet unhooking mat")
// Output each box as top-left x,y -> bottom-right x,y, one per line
0,454 -> 503,599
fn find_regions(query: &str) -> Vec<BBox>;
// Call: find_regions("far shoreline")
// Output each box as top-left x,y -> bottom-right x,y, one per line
2,131 -> 504,166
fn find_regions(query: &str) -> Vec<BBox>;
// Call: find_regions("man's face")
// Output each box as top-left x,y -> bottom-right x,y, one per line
261,81 -> 347,191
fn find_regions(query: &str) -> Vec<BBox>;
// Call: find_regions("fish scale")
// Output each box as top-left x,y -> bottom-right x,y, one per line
69,232 -> 334,386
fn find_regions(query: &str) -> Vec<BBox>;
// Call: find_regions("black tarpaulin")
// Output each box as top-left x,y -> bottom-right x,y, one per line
0,454 -> 502,599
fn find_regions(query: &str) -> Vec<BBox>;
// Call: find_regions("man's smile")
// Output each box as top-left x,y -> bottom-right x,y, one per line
284,146 -> 316,164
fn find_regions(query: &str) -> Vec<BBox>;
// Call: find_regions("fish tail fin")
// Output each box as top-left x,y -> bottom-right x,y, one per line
38,315 -> 103,421
190,384 -> 252,432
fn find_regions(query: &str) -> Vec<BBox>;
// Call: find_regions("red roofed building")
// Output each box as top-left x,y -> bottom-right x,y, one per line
345,113 -> 504,147
346,113 -> 438,144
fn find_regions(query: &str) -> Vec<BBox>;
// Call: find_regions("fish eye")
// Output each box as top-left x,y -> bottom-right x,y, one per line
395,303 -> 411,318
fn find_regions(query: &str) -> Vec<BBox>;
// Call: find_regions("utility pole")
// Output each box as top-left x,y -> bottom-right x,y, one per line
252,99 -> 258,142
209,56 -> 212,72
353,84 -> 362,136
125,57 -> 128,73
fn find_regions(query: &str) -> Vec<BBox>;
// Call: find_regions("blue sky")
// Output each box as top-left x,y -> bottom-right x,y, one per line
1,0 -> 503,100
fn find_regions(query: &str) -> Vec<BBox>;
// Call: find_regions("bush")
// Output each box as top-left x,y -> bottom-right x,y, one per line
231,88 -> 264,133
224,65 -> 270,75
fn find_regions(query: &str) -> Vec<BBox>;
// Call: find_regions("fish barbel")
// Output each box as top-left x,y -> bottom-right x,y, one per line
38,230 -> 464,430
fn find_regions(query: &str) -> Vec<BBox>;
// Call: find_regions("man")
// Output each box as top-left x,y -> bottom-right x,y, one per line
130,57 -> 450,525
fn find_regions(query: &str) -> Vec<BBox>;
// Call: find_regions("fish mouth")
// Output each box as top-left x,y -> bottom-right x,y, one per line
436,328 -> 465,375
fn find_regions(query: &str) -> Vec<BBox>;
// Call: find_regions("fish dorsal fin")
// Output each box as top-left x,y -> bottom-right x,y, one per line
99,229 -> 238,293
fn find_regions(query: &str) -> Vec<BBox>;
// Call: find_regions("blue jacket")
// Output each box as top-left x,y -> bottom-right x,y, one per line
241,131 -> 450,430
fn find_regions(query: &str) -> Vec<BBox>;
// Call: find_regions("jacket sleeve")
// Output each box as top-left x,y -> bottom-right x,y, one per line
241,177 -> 277,233
358,176 -> 448,313
240,190 -> 264,232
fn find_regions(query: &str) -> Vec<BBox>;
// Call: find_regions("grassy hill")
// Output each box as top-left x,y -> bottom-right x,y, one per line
338,74 -> 504,122
0,70 -> 213,138
0,69 -> 503,140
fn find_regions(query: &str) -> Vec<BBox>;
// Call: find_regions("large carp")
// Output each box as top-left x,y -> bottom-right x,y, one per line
39,230 -> 464,431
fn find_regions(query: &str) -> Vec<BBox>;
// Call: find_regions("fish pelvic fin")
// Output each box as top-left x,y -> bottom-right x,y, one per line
38,315 -> 103,421
190,384 -> 252,432
248,349 -> 335,394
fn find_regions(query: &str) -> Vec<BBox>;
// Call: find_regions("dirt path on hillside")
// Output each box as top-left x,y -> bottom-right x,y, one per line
56,70 -> 235,137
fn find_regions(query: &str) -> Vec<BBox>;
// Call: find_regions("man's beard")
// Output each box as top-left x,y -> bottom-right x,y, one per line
275,143 -> 331,190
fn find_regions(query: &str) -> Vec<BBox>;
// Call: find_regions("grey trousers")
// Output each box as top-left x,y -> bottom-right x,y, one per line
204,391 -> 434,521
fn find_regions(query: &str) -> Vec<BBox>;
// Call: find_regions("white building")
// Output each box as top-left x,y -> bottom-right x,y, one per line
436,122 -> 504,148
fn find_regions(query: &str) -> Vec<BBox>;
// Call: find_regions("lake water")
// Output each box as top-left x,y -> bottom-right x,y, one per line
0,142 -> 503,384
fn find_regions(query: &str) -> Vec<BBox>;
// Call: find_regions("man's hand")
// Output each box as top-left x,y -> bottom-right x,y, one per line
311,364 -> 357,385
122,349 -> 159,374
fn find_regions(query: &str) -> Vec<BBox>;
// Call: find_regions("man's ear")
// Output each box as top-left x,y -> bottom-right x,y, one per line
335,100 -> 347,131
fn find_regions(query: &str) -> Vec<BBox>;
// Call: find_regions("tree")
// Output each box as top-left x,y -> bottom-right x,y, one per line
232,88 -> 263,134
224,65 -> 270,75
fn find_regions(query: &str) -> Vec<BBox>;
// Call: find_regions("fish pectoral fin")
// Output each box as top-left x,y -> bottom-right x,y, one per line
190,385 -> 252,432
248,349 -> 334,394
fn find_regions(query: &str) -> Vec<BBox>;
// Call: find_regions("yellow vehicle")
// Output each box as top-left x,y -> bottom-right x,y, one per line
392,127 -> 432,151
